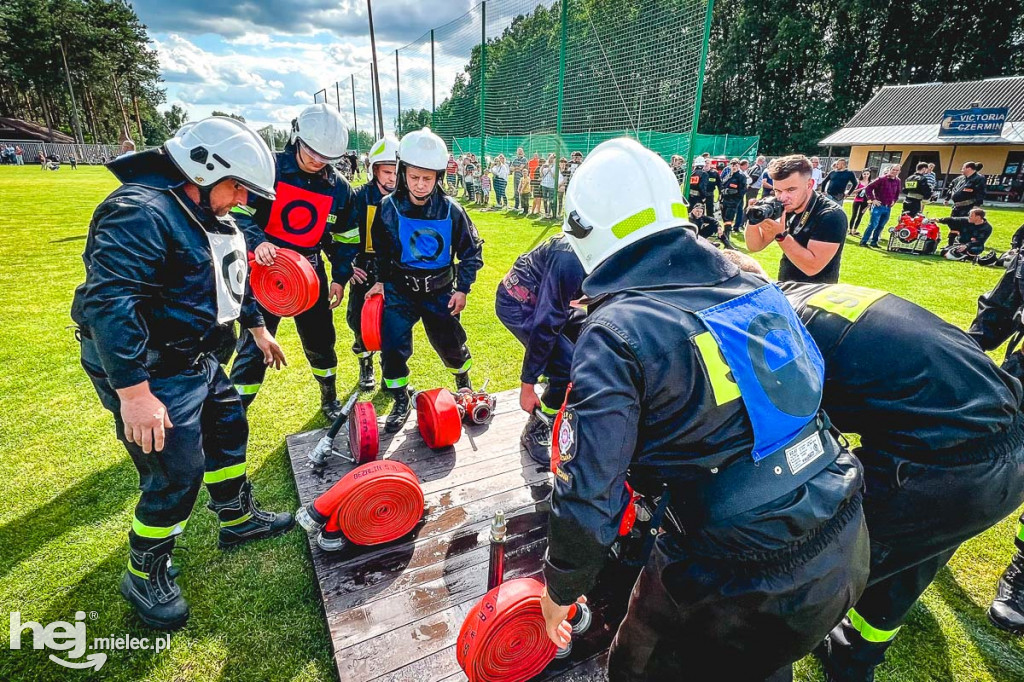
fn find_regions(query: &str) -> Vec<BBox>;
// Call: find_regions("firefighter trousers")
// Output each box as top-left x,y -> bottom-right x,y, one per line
379,281 -> 471,389
828,438 -> 1024,669
80,337 -> 250,549
607,497 -> 869,681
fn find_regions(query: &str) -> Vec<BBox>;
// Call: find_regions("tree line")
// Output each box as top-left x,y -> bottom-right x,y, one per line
0,0 -> 169,145
701,0 -> 1024,154
413,0 -> 1024,155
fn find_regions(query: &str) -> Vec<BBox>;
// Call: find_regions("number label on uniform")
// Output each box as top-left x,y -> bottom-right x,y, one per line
805,284 -> 887,323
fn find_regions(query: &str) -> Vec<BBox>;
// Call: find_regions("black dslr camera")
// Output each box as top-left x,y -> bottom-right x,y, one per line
745,197 -> 785,225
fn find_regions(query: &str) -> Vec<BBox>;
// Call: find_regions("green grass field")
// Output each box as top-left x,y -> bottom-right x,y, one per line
2,164 -> 1024,681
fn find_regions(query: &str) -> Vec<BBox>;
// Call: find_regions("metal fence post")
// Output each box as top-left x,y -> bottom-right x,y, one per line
480,1 -> 486,162
395,50 -> 402,136
556,0 -> 567,144
351,74 -> 359,150
431,29 -> 436,118
370,63 -> 379,140
684,0 -> 714,172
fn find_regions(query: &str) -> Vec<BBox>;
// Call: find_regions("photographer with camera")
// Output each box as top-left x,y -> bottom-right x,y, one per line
744,155 -> 848,283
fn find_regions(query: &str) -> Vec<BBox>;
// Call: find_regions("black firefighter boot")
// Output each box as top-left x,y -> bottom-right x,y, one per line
990,552 -> 1024,633
120,536 -> 190,630
455,371 -> 473,391
385,386 -> 413,432
317,375 -> 343,421
520,411 -> 552,466
813,617 -> 892,682
208,480 -> 295,550
358,353 -> 377,391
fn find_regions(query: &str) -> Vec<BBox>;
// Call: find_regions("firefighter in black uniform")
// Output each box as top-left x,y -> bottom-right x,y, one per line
344,136 -> 399,390
366,127 -> 484,431
901,162 -> 933,217
687,157 -> 709,211
230,103 -> 355,420
969,242 -> 1024,634
938,207 -> 993,253
719,158 -> 747,242
704,159 -> 722,217
945,161 -> 986,218
71,118 -> 295,630
687,201 -> 732,249
539,138 -> 869,682
495,234 -> 586,464
772,277 -> 1024,681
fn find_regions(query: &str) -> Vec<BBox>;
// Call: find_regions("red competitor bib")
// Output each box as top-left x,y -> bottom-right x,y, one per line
265,181 -> 333,248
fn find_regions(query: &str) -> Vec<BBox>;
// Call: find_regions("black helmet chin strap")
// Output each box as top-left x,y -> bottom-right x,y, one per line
197,184 -> 215,213
397,161 -> 443,201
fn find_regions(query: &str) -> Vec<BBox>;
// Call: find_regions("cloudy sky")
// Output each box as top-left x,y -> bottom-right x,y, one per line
131,0 -> 482,133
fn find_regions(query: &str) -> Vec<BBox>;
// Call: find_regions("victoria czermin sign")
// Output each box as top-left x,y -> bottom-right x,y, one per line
939,107 -> 1009,136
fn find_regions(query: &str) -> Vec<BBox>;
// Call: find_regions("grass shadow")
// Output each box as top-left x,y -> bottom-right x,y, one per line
49,234 -> 87,243
0,457 -> 138,580
929,566 -> 1024,680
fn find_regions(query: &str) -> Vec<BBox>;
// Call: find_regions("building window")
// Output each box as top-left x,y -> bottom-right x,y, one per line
1000,151 -> 1024,203
865,151 -> 903,178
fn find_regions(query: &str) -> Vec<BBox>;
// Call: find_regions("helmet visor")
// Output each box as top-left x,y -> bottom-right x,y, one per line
299,139 -> 342,164
233,177 -> 276,201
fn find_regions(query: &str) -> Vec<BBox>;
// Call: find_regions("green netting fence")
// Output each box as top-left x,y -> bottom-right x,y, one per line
452,131 -> 759,161
314,0 -> 752,167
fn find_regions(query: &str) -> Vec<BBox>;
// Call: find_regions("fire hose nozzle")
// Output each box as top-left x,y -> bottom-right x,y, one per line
307,434 -> 334,467
490,510 -> 507,544
568,602 -> 592,635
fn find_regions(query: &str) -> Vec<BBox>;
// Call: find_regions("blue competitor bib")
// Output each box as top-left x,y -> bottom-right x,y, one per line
695,284 -> 824,461
394,197 -> 453,270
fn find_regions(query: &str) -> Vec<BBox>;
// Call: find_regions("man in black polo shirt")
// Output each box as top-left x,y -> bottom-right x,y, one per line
744,155 -> 848,283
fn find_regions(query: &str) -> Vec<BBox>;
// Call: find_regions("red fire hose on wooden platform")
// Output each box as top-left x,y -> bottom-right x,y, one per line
299,460 -> 424,546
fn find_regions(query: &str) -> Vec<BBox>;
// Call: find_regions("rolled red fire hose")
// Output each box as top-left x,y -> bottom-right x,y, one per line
248,248 -> 319,317
361,293 -> 384,352
315,460 -> 423,545
457,577 -> 561,682
348,401 -> 380,464
416,388 -> 463,449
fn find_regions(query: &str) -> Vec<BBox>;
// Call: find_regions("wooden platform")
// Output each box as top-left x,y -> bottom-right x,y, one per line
286,388 -> 636,682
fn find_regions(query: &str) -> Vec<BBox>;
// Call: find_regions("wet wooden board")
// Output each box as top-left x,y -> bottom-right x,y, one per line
286,387 -> 629,681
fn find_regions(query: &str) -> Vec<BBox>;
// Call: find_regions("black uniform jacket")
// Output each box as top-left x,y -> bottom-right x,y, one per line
781,282 -> 1022,459
543,228 -> 863,605
940,216 -> 992,247
236,144 -> 356,284
348,179 -> 388,281
502,236 -> 586,384
948,173 -> 986,206
369,189 -> 484,295
71,150 -> 264,389
971,250 -> 1024,360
